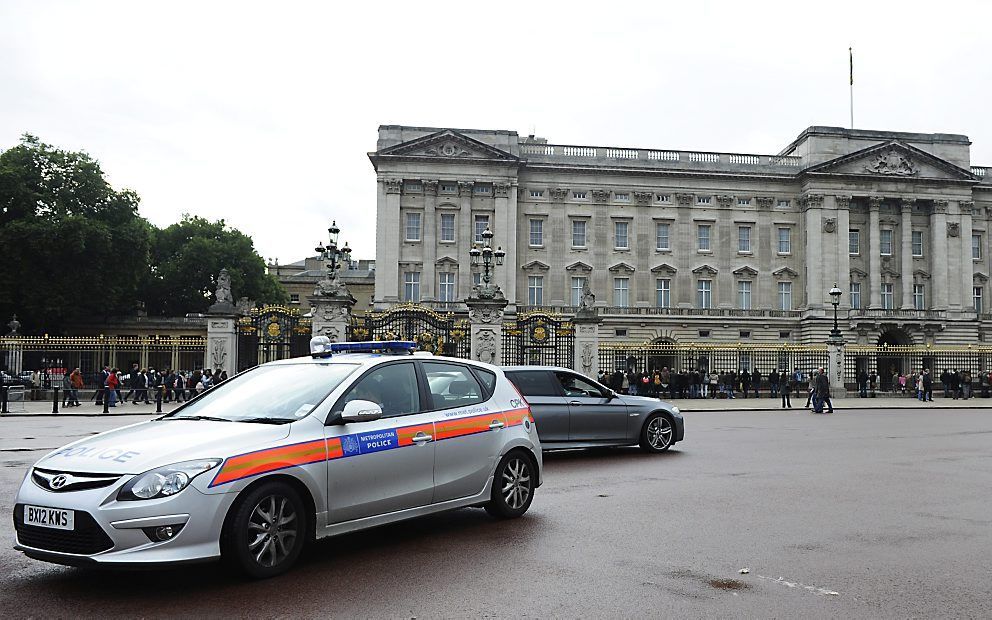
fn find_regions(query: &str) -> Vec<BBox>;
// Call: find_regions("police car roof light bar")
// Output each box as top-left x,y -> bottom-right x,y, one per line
328,341 -> 417,354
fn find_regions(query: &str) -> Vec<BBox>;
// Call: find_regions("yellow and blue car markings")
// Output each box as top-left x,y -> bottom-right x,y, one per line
210,407 -> 532,487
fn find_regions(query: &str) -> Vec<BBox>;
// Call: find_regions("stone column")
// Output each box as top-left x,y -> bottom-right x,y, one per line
457,182 -> 474,298
900,199 -> 916,309
375,178 -> 402,306
835,196 -> 852,310
931,200 -> 949,310
422,179 -> 438,301
802,194 -> 824,309
960,201 -> 975,310
206,311 -> 238,375
827,334 -> 847,399
572,311 -> 602,378
868,197 -> 882,309
493,182 -> 518,306
309,291 -> 356,343
465,296 -> 508,365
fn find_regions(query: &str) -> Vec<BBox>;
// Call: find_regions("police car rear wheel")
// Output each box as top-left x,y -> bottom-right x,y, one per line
485,451 -> 535,519
222,481 -> 307,578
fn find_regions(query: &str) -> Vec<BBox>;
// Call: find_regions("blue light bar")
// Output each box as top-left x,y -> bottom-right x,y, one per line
328,341 -> 418,354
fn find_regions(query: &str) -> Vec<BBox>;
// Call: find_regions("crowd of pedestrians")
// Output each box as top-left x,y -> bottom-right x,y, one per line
90,365 -> 229,408
597,366 -> 818,404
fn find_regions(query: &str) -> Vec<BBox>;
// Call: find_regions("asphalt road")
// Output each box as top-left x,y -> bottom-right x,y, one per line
1,409 -> 991,618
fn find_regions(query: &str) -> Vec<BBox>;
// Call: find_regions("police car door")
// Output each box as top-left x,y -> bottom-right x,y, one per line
425,361 -> 508,503
324,361 -> 436,523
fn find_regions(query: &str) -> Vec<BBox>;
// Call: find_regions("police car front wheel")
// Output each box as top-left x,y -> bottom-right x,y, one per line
221,480 -> 308,578
485,451 -> 536,519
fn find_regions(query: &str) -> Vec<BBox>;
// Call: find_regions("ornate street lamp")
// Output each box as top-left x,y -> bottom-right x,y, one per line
829,283 -> 843,339
470,227 -> 505,299
314,220 -> 352,296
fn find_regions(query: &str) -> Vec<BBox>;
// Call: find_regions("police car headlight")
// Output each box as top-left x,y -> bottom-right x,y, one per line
118,459 -> 221,501
670,406 -> 680,415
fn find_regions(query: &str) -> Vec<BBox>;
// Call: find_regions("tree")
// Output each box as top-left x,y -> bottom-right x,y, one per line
145,215 -> 286,316
0,135 -> 152,333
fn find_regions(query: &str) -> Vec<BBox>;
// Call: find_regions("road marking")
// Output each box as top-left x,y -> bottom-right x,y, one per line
756,574 -> 839,596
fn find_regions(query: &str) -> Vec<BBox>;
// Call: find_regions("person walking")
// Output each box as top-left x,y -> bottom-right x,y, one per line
175,371 -> 186,403
741,369 -> 751,399
916,372 -> 925,401
769,370 -> 780,399
962,369 -> 972,400
69,368 -> 83,406
105,368 -> 119,407
122,363 -> 140,403
805,370 -> 816,410
95,365 -> 110,406
61,371 -> 73,408
857,369 -> 869,398
781,372 -> 793,409
814,366 -> 833,413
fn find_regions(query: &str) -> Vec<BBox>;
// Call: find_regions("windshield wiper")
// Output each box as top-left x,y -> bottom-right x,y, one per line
238,417 -> 294,425
162,415 -> 233,422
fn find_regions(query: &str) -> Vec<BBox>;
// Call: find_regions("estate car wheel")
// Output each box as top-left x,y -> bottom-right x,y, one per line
485,451 -> 536,519
639,413 -> 674,453
221,481 -> 307,579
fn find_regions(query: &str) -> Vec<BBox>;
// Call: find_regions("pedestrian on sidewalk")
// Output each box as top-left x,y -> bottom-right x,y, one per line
962,370 -> 972,400
122,363 -> 140,403
916,372 -> 925,401
814,367 -> 833,413
68,368 -> 82,406
769,370 -> 780,399
105,368 -> 119,407
751,368 -> 761,398
95,365 -> 110,406
709,371 -> 718,398
781,373 -> 793,409
61,372 -> 72,407
857,369 -> 869,398
922,369 -> 933,402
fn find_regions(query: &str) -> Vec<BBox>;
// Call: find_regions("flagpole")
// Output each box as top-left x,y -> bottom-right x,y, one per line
849,47 -> 854,129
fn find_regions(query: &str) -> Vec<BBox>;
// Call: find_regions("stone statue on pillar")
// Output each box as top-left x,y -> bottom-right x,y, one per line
6,314 -> 20,336
572,286 -> 602,378
206,268 -> 240,374
209,268 -> 237,314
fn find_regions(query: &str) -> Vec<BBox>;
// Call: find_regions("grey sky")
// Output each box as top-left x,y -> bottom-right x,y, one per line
2,0 -> 990,265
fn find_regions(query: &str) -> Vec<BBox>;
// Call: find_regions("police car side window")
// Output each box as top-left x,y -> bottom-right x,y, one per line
473,368 -> 497,398
337,363 -> 421,418
423,362 -> 485,410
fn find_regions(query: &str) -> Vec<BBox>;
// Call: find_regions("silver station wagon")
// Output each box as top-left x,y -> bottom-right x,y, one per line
504,366 -> 684,452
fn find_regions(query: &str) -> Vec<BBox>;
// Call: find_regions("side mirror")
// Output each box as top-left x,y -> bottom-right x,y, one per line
340,399 -> 382,423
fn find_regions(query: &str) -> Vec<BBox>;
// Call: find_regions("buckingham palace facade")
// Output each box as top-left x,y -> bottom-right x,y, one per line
369,125 -> 992,346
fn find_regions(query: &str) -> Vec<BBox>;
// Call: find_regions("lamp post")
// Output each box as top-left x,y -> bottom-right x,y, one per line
469,227 -> 505,299
315,220 -> 352,281
829,283 -> 843,339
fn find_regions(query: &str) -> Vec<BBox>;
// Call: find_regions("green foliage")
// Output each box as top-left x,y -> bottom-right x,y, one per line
0,135 -> 284,333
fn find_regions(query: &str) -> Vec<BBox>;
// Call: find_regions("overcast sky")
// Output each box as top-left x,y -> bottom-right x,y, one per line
2,0 -> 990,264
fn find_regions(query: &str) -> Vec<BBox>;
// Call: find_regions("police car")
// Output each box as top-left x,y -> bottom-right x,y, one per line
13,340 -> 542,578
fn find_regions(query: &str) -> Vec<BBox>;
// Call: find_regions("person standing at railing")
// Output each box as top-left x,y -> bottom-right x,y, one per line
69,368 -> 82,406
781,373 -> 793,409
922,369 -> 933,402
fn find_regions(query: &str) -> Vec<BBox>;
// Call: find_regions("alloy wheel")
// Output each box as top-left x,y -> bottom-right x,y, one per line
247,494 -> 298,568
501,458 -> 532,510
647,416 -> 673,450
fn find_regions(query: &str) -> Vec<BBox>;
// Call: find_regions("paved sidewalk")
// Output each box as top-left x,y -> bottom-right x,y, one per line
0,399 -> 182,416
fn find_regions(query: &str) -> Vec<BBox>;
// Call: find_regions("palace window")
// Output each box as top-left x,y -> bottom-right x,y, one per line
572,220 -> 587,248
529,219 -> 544,247
974,287 -> 984,313
472,272 -> 482,287
880,229 -> 893,255
405,212 -> 421,241
777,199 -> 791,208
527,275 -> 544,306
849,229 -> 860,255
657,194 -> 671,203
881,283 -> 894,309
738,198 -> 751,206
474,214 -> 490,242
778,281 -> 792,310
404,181 -> 421,193
289,293 -> 300,304
614,192 -> 630,202
697,224 -> 712,251
438,273 -> 455,302
697,196 -> 711,205
656,222 -> 670,250
473,184 -> 492,195
573,191 -> 587,200
529,189 -> 544,198
973,234 -> 983,260
912,230 -> 924,257
403,272 -> 421,302
738,225 -> 752,253
614,221 -> 629,249
777,227 -> 791,254
440,183 -> 457,193
571,277 -> 587,307
440,213 -> 455,242
656,278 -> 671,308
696,279 -> 712,309
850,282 -> 862,309
737,280 -> 752,310
614,277 -> 630,308
913,284 -> 925,310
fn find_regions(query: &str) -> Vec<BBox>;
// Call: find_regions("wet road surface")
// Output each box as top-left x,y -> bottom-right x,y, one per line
1,409 -> 991,618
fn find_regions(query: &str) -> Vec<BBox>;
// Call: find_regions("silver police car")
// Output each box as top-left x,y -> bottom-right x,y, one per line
13,340 -> 542,578
504,366 -> 684,452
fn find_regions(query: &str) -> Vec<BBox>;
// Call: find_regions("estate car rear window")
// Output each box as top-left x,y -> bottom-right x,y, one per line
506,371 -> 559,397
424,362 -> 485,409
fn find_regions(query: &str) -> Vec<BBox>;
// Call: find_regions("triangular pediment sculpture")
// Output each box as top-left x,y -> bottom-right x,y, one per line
850,267 -> 868,279
692,264 -> 718,277
609,262 -> 636,274
565,261 -> 594,273
521,260 -> 550,271
773,267 -> 798,279
804,140 -> 976,181
650,263 -> 678,275
435,256 -> 459,266
732,265 -> 758,277
974,272 -> 989,283
373,129 -> 517,162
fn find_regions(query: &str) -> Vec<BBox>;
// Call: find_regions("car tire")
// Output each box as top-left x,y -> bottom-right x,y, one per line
484,451 -> 536,519
639,413 -> 674,453
221,480 -> 307,579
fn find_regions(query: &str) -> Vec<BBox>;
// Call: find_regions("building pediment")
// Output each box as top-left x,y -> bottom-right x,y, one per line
804,140 -> 976,182
650,263 -> 678,275
521,260 -> 550,272
773,267 -> 798,279
372,129 -> 517,163
692,264 -> 718,277
609,262 -> 636,274
732,265 -> 758,277
913,269 -> 931,280
975,272 -> 989,283
850,267 -> 868,279
436,256 -> 459,267
565,261 -> 594,273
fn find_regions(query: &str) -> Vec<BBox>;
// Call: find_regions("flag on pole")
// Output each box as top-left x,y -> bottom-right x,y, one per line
849,47 -> 853,86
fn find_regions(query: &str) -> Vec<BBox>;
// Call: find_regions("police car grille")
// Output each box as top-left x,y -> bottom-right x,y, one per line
32,468 -> 122,493
14,504 -> 114,555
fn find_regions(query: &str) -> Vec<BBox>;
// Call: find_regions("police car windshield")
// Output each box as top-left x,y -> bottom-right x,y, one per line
164,364 -> 358,423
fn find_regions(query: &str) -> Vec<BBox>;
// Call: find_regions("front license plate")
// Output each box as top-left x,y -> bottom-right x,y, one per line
24,505 -> 74,530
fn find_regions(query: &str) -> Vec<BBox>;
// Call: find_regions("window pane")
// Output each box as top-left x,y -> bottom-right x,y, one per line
572,220 -> 586,247
849,230 -> 860,255
554,371 -> 605,398
405,212 -> 421,241
615,221 -> 629,249
880,230 -> 893,255
423,362 -> 484,408
778,228 -> 791,253
656,223 -> 670,250
614,277 -> 629,307
737,280 -> 752,310
778,282 -> 792,310
698,225 -> 711,251
438,273 -> 454,302
440,213 -> 455,242
474,215 -> 490,242
403,272 -> 420,302
529,219 -> 543,246
850,282 -> 861,309
697,280 -> 712,308
656,278 -> 671,308
738,226 -> 751,253
912,230 -> 923,257
338,362 -> 420,418
506,370 -> 558,397
528,276 -> 544,305
571,277 -> 586,306
973,234 -> 982,260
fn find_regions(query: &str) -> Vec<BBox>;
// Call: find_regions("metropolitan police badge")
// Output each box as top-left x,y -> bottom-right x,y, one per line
342,435 -> 360,456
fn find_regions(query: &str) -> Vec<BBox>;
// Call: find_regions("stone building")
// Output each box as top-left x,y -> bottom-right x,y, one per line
268,258 -> 376,315
369,125 -> 992,346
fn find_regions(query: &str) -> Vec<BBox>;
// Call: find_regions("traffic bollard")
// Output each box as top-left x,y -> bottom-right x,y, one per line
53,387 -> 59,414
1,385 -> 7,414
103,392 -> 110,414
156,387 -> 163,414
